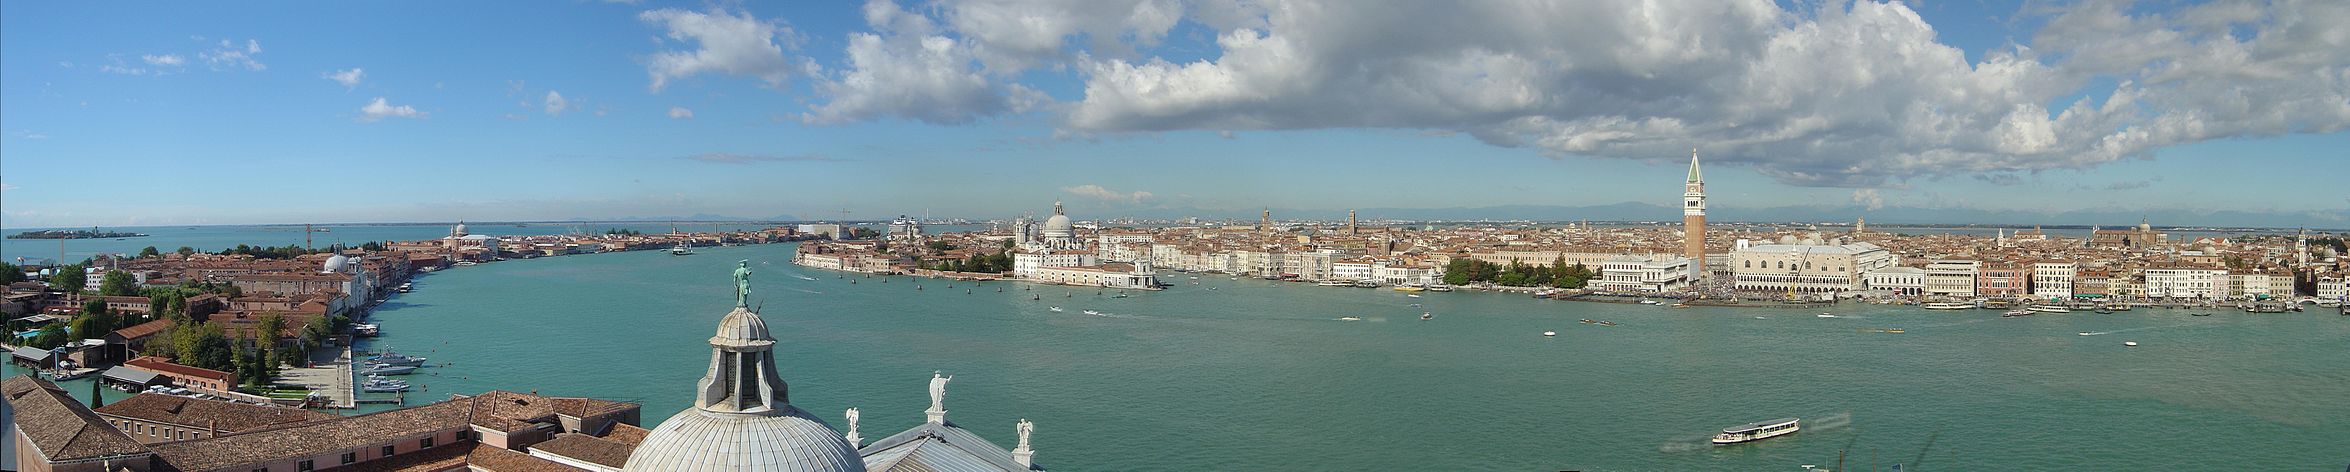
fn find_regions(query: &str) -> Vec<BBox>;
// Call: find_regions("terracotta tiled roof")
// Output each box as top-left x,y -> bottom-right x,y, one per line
329,442 -> 477,472
465,444 -> 586,472
598,422 -> 651,446
148,399 -> 471,471
527,433 -> 634,468
1,375 -> 154,463
124,356 -> 232,382
460,391 -> 635,434
109,319 -> 173,341
94,393 -> 338,434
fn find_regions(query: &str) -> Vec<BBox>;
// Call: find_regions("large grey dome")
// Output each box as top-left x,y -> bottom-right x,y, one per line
1042,214 -> 1073,236
627,267 -> 865,471
322,254 -> 350,273
625,405 -> 865,471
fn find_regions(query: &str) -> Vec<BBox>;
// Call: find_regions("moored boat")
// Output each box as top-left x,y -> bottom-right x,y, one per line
1712,418 -> 1800,445
366,350 -> 427,366
363,364 -> 417,375
1923,302 -> 1972,310
2030,304 -> 2071,314
2001,309 -> 2034,317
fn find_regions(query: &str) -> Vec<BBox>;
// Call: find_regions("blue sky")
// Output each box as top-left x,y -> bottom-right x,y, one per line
2,1 -> 2344,227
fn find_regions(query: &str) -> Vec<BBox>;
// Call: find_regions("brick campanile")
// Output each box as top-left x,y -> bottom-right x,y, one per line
1683,149 -> 1706,281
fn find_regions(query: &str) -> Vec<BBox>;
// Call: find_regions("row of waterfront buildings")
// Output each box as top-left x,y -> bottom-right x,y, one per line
805,152 -> 2345,303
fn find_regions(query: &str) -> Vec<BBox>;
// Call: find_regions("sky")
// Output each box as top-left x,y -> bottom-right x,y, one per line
1,0 -> 2345,228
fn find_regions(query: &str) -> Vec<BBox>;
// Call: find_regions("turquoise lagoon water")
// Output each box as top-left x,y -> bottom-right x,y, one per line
14,242 -> 2350,470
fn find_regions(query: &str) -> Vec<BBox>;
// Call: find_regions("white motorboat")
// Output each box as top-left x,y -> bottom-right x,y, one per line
1318,280 -> 1354,287
1421,312 -> 1432,321
363,364 -> 417,375
2001,309 -> 2035,317
2123,341 -> 2140,347
1712,418 -> 1800,445
1406,294 -> 1422,298
670,241 -> 693,256
1639,299 -> 1660,305
1048,306 -> 1063,312
1082,310 -> 1101,316
1542,330 -> 1557,337
1337,316 -> 1362,321
1816,313 -> 1837,318
1923,302 -> 1972,310
2030,304 -> 2072,314
366,350 -> 427,366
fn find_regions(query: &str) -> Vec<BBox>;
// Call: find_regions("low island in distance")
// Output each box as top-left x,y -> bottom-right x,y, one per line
7,229 -> 150,239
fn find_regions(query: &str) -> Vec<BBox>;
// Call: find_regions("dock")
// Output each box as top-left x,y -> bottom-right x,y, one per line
280,345 -> 357,409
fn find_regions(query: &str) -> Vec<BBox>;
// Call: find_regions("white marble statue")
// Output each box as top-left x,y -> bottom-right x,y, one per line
844,407 -> 862,444
1015,419 -> 1033,450
927,371 -> 952,412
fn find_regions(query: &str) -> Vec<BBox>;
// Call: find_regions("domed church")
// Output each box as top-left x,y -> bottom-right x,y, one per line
624,261 -> 1046,471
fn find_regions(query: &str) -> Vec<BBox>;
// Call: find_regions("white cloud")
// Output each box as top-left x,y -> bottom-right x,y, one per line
638,8 -> 796,92
1061,184 -> 1153,202
544,90 -> 572,116
931,0 -> 2347,188
199,38 -> 266,71
802,0 -> 1044,125
669,106 -> 694,119
1851,189 -> 1885,211
357,97 -> 426,122
0,183 -> 17,191
323,68 -> 365,88
141,54 -> 185,66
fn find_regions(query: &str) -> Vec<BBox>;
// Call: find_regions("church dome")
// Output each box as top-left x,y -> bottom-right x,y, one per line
627,262 -> 865,472
625,405 -> 865,471
1042,214 -> 1073,236
323,254 -> 350,273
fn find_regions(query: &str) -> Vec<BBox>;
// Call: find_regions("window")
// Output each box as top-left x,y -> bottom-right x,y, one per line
421,437 -> 435,448
343,452 -> 357,464
298,460 -> 314,471
251,468 -> 268,472
383,445 -> 396,457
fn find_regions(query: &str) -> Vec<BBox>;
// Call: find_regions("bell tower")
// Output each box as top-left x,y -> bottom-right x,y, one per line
1683,149 -> 1706,281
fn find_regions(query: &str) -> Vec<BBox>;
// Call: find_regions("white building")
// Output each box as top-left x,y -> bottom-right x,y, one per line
2143,268 -> 2227,300
797,224 -> 845,240
1925,260 -> 1980,297
1863,267 -> 1927,296
1012,251 -> 1097,277
1729,242 -> 1896,294
1371,263 -> 1436,286
1027,263 -> 1159,290
1595,256 -> 1691,293
2318,276 -> 2346,301
1285,251 -> 1336,281
1331,259 -> 1375,282
2031,262 -> 2077,299
886,216 -> 923,241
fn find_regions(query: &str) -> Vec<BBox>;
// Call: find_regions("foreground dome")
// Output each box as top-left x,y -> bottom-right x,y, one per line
626,262 -> 866,471
625,405 -> 863,471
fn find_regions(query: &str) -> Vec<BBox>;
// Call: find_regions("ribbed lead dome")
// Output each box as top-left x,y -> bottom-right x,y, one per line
624,405 -> 864,471
625,266 -> 865,471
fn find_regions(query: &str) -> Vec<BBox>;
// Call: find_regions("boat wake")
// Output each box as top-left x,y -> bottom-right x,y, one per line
786,288 -> 824,295
794,275 -> 818,281
2080,322 -> 2213,336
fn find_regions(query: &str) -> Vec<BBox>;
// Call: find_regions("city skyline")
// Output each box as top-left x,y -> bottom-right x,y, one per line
4,1 -> 2347,228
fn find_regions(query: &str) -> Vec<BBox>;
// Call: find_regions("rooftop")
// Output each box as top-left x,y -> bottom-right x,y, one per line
1,375 -> 154,463
94,392 -> 338,434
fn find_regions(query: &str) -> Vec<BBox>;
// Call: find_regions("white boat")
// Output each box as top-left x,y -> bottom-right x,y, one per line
1421,312 -> 1432,321
2030,305 -> 2072,314
1816,313 -> 1837,318
2123,341 -> 2140,347
1082,310 -> 1101,316
1923,302 -> 1972,310
1426,284 -> 1454,292
1406,294 -> 1422,298
2077,332 -> 2095,336
670,241 -> 694,256
1337,316 -> 1361,321
1712,418 -> 1800,445
454,261 -> 478,266
1048,306 -> 1063,312
363,364 -> 417,375
2001,309 -> 2035,317
1542,331 -> 1557,337
366,350 -> 427,366
1639,299 -> 1660,305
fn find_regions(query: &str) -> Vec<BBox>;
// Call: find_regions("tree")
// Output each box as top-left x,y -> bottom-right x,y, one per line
138,246 -> 162,258
28,324 -> 68,349
100,270 -> 140,296
0,263 -> 25,284
175,246 -> 197,256
257,313 -> 287,349
90,380 -> 105,409
49,263 -> 87,293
